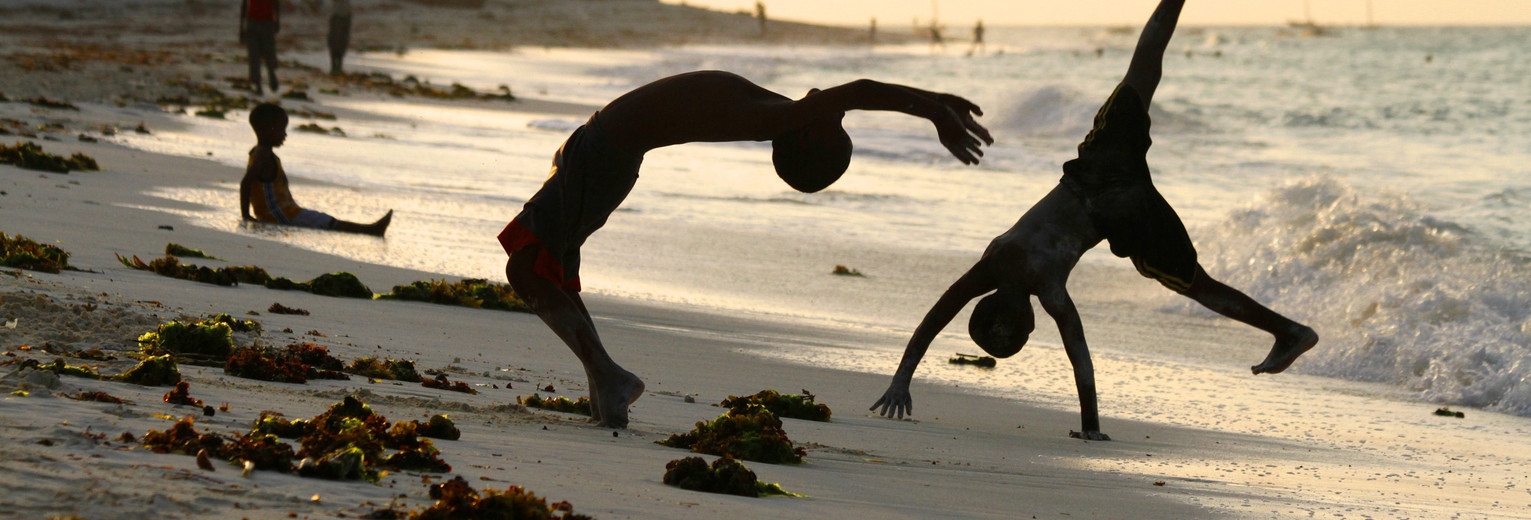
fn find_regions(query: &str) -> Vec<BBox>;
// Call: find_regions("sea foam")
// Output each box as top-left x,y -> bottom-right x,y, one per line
1187,177 -> 1531,415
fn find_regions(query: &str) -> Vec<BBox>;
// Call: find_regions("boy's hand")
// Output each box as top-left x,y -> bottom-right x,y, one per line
870,383 -> 914,419
930,94 -> 993,165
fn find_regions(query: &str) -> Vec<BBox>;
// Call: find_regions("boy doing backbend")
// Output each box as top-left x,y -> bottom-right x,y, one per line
241,103 -> 393,236
870,0 -> 1318,440
500,71 -> 993,428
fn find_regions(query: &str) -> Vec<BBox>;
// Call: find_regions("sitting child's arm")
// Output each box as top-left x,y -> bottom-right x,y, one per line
239,167 -> 257,221
871,262 -> 998,419
1036,286 -> 1109,441
799,79 -> 994,164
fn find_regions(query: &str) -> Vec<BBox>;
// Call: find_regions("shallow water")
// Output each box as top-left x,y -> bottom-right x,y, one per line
117,26 -> 1531,420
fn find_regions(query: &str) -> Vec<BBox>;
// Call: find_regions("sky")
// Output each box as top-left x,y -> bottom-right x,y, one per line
663,1 -> 1531,27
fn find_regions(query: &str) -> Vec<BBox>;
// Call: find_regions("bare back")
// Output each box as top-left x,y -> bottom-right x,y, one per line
596,71 -> 800,152
981,185 -> 1103,292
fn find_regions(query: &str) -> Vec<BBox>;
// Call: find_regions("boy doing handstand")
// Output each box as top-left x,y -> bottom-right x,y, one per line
870,0 -> 1318,440
241,103 -> 393,236
500,71 -> 993,428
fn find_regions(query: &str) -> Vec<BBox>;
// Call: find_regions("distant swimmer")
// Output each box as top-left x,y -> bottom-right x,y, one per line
240,104 -> 393,236
870,0 -> 1317,441
498,71 -> 993,428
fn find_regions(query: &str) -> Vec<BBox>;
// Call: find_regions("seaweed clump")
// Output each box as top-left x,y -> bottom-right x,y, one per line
412,476 -> 592,520
295,123 -> 346,137
348,357 -> 423,382
657,405 -> 806,464
295,396 -> 452,478
719,389 -> 831,422
142,417 -> 224,455
267,302 -> 310,315
165,243 -> 218,259
114,354 -> 181,386
1,231 -> 71,273
518,394 -> 591,416
65,391 -> 130,404
391,414 -> 461,441
163,381 -> 204,406
378,278 -> 530,313
138,319 -> 234,364
663,456 -> 801,498
0,142 -> 98,173
948,353 -> 997,368
422,374 -> 478,394
117,254 -> 271,287
265,271 -> 372,298
37,358 -> 102,379
224,343 -> 349,383
831,265 -> 864,276
1434,407 -> 1466,418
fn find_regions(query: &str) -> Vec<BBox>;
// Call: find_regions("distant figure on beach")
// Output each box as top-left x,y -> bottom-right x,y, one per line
929,21 -> 946,48
239,0 -> 281,95
870,0 -> 1317,440
869,17 -> 877,44
240,104 -> 393,236
327,0 -> 352,75
499,71 -> 992,428
755,1 -> 767,36
967,19 -> 986,56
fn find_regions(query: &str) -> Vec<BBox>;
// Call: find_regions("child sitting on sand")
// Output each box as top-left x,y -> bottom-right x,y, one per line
240,103 -> 393,236
869,0 -> 1318,440
500,70 -> 993,428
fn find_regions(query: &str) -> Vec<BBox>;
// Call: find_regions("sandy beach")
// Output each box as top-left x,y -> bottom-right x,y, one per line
5,2 -> 1531,520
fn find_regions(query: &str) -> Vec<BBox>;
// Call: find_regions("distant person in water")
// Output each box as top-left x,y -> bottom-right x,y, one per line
327,0 -> 352,75
870,0 -> 1317,441
968,19 -> 986,56
240,104 -> 393,236
239,0 -> 281,95
499,70 -> 993,428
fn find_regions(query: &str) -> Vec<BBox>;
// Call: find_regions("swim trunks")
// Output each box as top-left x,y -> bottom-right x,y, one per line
1060,83 -> 1198,293
498,112 -> 643,292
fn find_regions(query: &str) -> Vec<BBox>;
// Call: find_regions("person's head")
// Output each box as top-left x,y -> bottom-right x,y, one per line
772,90 -> 851,193
249,103 -> 289,147
968,291 -> 1034,358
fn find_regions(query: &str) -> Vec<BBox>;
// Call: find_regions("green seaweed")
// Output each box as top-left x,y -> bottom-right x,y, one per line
309,272 -> 371,298
662,456 -> 802,498
114,354 -> 181,386
253,411 -> 308,438
23,96 -> 78,110
164,243 -> 217,259
1434,407 -> 1466,418
831,265 -> 864,276
267,302 -> 309,315
1,232 -> 71,273
347,357 -> 423,382
295,123 -> 346,137
414,476 -> 593,520
35,358 -> 102,379
117,253 -> 269,287
205,313 -> 261,333
518,394 -> 591,416
378,278 -> 531,313
138,320 -> 234,363
719,389 -> 831,422
657,405 -> 806,464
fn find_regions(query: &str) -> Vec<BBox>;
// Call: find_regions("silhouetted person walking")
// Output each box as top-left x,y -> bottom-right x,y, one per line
967,19 -> 986,56
755,1 -> 767,36
328,0 -> 352,75
239,0 -> 280,95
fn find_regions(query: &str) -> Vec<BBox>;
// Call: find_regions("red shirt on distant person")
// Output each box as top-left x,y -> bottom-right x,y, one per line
246,0 -> 277,21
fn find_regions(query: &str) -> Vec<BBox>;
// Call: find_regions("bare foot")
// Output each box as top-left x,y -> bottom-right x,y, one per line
1252,325 -> 1318,375
593,370 -> 645,429
365,210 -> 393,237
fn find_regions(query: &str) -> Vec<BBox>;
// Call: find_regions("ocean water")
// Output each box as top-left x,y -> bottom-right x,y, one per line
118,26 -> 1531,419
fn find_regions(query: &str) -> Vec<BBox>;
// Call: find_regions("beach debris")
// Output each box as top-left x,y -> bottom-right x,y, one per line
1153,481 -> 1166,486
281,89 -> 313,101
142,417 -> 223,455
64,390 -> 131,404
378,278 -> 531,313
348,357 -> 423,382
718,389 -> 832,422
268,302 -> 310,315
1,232 -> 72,273
138,319 -> 235,364
392,415 -> 461,441
225,343 -> 349,383
23,96 -> 79,111
267,271 -> 373,298
163,381 -> 203,406
662,456 -> 802,498
164,243 -> 218,260
196,449 -> 216,471
831,265 -> 864,276
207,313 -> 262,333
288,107 -> 337,120
134,123 -> 151,135
331,71 -> 518,103
948,353 -> 997,368
411,476 -> 592,520
422,373 -> 478,394
518,394 -> 591,416
35,358 -> 102,379
296,123 -> 347,137
1433,407 -> 1466,418
0,142 -> 98,173
77,133 -> 97,143
203,405 -> 216,416
658,404 -> 806,464
116,253 -> 272,287
194,109 -> 226,119
114,354 -> 181,386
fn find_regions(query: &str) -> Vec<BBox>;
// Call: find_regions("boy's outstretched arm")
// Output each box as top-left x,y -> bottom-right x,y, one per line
1122,0 -> 1186,106
802,79 -> 994,164
1037,287 -> 1108,440
872,263 -> 997,419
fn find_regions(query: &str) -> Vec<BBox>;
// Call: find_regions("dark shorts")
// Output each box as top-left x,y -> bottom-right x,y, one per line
1062,83 -> 1198,293
498,113 -> 642,292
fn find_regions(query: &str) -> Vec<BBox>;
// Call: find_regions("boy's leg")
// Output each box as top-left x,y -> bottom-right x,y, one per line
1180,266 -> 1318,375
506,247 -> 644,428
263,34 -> 279,92
330,210 -> 392,236
246,37 -> 263,95
1121,0 -> 1186,106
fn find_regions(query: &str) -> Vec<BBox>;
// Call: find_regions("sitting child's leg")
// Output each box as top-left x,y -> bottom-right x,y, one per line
329,209 -> 393,236
505,246 -> 644,428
